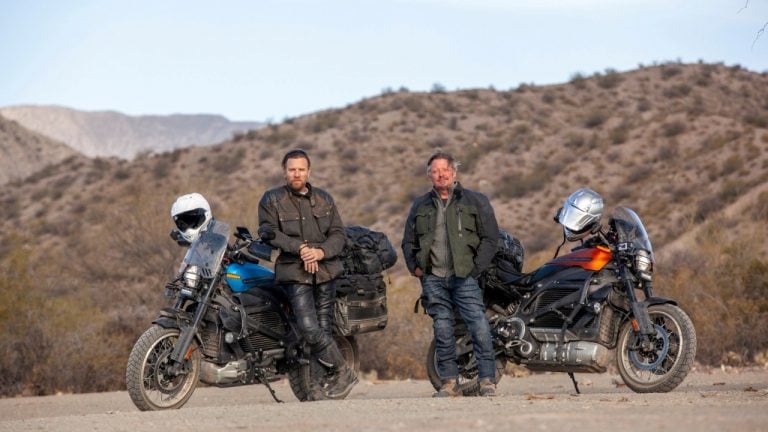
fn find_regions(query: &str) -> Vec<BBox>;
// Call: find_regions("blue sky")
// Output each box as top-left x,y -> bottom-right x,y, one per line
1,0 -> 766,122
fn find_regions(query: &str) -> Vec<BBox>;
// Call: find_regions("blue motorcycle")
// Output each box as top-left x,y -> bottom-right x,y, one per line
125,220 -> 359,410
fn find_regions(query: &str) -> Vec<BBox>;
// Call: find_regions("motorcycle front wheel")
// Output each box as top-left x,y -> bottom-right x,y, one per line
287,335 -> 359,401
125,325 -> 201,411
616,304 -> 697,393
426,335 -> 505,396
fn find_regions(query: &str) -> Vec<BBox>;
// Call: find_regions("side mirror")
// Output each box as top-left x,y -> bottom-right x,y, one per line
235,226 -> 253,241
169,229 -> 191,247
258,226 -> 276,242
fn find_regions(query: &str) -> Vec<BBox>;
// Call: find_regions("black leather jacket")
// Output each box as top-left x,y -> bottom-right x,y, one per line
258,183 -> 346,284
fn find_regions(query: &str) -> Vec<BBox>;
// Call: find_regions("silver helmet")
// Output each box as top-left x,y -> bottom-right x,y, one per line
558,188 -> 603,241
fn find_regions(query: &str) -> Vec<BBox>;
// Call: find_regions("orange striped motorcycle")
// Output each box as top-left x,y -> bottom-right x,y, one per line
426,188 -> 697,395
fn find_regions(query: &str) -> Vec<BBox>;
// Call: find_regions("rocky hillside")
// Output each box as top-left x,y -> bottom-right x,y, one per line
0,114 -> 78,184
0,105 -> 262,159
1,62 -> 767,395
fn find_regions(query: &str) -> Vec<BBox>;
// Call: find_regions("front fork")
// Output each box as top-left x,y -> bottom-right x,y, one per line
167,277 -> 219,375
619,265 -> 656,350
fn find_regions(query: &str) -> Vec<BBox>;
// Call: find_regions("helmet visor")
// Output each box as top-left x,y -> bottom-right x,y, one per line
174,208 -> 208,232
559,205 -> 596,233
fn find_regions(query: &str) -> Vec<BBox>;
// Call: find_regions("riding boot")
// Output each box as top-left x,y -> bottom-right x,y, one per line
317,343 -> 358,398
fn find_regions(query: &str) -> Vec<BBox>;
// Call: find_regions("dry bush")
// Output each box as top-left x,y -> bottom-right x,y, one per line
357,278 -> 433,379
656,224 -> 768,365
596,69 -> 623,89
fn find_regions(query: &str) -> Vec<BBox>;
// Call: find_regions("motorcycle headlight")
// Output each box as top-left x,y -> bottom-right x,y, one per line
181,265 -> 200,296
635,249 -> 653,281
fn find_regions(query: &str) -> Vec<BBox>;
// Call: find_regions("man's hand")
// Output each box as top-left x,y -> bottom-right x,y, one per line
413,267 -> 424,277
300,244 -> 324,274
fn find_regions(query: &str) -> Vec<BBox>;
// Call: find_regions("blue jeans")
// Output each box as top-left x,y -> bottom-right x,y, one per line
421,274 -> 495,381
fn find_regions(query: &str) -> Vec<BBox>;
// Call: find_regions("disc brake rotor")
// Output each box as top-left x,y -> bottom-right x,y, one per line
628,323 -> 670,371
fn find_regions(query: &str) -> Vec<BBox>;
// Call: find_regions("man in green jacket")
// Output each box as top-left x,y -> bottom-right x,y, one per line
259,148 -> 357,400
402,150 -> 499,397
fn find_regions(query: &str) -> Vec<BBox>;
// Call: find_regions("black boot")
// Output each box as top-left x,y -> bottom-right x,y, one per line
317,344 -> 358,398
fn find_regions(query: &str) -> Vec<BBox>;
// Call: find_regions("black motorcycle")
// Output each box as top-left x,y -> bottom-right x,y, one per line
426,206 -> 697,394
125,220 -> 359,410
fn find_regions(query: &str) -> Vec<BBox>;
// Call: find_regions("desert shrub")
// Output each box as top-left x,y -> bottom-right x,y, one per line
663,84 -> 692,98
564,133 -> 586,149
721,155 -> 744,176
626,165 -> 653,183
661,121 -> 686,137
306,111 -> 341,133
609,121 -> 631,145
569,72 -> 587,90
660,64 -> 683,79
636,98 -> 652,112
752,191 -> 768,221
541,91 -> 556,104
596,68 -> 623,89
583,110 -> 607,128
430,82 -> 447,93
744,112 -> 768,128
657,229 -> 768,365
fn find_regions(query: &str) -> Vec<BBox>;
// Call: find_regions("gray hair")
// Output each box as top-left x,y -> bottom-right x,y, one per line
425,149 -> 460,175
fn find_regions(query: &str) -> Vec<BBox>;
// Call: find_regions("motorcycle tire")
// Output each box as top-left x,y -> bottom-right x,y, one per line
426,337 -> 505,396
616,303 -> 697,393
287,335 -> 359,402
125,325 -> 201,411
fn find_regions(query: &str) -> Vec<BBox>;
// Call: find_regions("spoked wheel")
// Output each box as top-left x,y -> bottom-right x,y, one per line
126,325 -> 201,411
616,304 -> 697,393
288,335 -> 359,401
426,334 -> 505,396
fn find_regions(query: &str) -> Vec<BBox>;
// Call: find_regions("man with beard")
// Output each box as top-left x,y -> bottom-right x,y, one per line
258,149 -> 357,400
402,150 -> 499,397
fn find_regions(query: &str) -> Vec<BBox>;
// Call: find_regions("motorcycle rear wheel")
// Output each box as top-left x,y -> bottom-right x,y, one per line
126,325 -> 201,411
287,335 -> 359,401
426,336 -> 505,396
616,304 -> 696,393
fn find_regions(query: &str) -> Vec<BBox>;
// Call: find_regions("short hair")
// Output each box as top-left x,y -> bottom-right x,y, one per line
282,148 -> 311,168
426,149 -> 459,175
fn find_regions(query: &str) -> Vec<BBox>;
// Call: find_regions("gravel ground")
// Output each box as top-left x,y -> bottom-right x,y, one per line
1,368 -> 767,432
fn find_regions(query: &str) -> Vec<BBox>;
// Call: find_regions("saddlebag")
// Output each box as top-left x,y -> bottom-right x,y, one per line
334,273 -> 388,336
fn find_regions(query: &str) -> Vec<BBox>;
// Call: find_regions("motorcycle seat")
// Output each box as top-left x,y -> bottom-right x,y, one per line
494,260 -> 535,290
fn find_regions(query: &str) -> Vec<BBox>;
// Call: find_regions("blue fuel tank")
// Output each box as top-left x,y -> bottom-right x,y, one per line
225,261 -> 275,293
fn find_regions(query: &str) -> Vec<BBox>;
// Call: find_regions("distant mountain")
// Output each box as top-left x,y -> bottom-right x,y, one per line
0,114 -> 78,184
0,105 -> 262,159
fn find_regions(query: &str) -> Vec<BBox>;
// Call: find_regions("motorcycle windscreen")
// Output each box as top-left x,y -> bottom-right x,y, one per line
611,207 -> 653,258
179,220 -> 230,277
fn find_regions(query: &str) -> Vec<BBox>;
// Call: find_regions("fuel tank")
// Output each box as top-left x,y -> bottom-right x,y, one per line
225,261 -> 275,293
527,246 -> 612,285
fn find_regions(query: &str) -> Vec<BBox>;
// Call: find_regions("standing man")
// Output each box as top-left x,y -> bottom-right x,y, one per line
259,148 -> 357,400
402,150 -> 499,397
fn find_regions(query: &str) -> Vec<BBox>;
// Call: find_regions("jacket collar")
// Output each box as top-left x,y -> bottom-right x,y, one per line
431,181 -> 463,201
285,182 -> 316,206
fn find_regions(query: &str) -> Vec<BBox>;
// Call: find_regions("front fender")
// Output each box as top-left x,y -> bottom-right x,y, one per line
152,315 -> 179,329
644,296 -> 678,307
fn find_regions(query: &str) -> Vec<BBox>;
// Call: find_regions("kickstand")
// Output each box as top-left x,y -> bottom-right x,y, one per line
256,371 -> 284,403
568,372 -> 581,394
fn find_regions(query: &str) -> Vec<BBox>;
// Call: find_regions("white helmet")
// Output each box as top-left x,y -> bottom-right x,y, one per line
170,193 -> 212,243
558,188 -> 603,241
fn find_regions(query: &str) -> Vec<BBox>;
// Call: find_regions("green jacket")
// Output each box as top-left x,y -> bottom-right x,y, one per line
401,182 -> 498,278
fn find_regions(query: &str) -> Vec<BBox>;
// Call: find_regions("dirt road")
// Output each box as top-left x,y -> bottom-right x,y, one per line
1,369 -> 766,432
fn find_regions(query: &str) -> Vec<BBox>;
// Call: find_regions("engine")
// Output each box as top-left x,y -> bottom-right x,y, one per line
492,315 -> 610,373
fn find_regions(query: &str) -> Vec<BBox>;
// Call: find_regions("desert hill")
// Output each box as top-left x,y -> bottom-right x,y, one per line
0,105 -> 262,159
0,114 -> 78,184
1,62 -> 767,396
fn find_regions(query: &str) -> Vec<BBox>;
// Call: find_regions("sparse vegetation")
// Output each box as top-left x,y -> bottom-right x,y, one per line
2,62 -> 768,396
